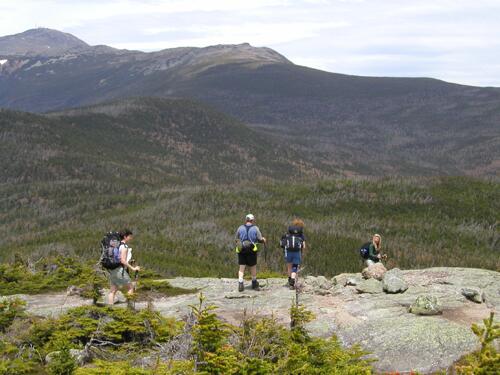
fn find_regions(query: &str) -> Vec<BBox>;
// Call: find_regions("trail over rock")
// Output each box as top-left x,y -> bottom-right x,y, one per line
11,267 -> 500,374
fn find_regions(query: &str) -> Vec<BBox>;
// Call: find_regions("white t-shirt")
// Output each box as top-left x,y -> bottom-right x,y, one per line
119,243 -> 130,264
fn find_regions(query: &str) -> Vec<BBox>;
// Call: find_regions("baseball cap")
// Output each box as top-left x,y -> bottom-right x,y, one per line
245,213 -> 255,221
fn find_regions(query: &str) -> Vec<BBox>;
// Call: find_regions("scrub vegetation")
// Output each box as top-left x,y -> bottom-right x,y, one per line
0,293 -> 374,374
1,177 -> 498,278
0,293 -> 496,374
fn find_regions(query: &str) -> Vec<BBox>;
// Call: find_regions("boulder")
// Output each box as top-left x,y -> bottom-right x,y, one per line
303,276 -> 333,295
362,263 -> 387,280
355,278 -> 383,294
461,287 -> 484,303
382,268 -> 408,294
304,276 -> 318,288
346,277 -> 359,286
409,295 -> 442,315
316,275 -> 332,290
331,273 -> 361,287
66,285 -> 84,297
46,348 -> 88,366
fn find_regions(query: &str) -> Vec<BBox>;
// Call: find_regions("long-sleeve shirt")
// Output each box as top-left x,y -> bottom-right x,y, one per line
367,243 -> 380,262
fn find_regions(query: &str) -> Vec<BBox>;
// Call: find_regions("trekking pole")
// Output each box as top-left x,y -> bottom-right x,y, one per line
264,242 -> 268,266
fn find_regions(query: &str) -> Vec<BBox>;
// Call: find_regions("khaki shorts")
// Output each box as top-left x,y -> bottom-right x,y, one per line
108,266 -> 131,287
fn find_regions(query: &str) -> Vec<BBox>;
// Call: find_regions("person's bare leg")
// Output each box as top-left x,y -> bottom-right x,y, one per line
126,283 -> 135,296
250,265 -> 257,280
108,284 -> 117,305
287,263 -> 292,277
238,265 -> 246,282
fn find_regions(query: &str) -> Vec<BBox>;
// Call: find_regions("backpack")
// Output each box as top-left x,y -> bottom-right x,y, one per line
280,234 -> 304,252
238,225 -> 257,253
100,232 -> 123,270
280,226 -> 304,252
359,242 -> 371,259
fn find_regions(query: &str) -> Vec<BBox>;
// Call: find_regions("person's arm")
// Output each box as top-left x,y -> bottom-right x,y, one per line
255,227 -> 266,244
120,245 -> 139,272
235,227 -> 241,245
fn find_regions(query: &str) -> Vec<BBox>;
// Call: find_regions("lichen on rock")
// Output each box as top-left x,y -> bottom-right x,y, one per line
410,295 -> 442,315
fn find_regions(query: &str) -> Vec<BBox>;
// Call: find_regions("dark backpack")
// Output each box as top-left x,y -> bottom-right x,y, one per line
100,232 -> 122,270
280,226 -> 304,252
280,233 -> 303,252
359,242 -> 371,259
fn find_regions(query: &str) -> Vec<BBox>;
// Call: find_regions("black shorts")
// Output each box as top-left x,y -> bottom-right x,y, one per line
238,250 -> 257,266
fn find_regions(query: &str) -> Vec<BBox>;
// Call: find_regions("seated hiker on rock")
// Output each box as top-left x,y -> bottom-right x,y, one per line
280,218 -> 307,288
108,229 -> 140,305
235,214 -> 266,292
364,234 -> 386,267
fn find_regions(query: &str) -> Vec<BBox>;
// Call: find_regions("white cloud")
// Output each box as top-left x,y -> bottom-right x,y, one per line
117,21 -> 349,49
0,0 -> 499,86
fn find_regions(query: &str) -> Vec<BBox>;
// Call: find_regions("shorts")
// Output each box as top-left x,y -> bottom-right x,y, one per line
108,266 -> 131,287
238,250 -> 257,267
285,250 -> 301,264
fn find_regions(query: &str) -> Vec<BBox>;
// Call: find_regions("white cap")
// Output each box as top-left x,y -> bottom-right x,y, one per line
245,213 -> 255,221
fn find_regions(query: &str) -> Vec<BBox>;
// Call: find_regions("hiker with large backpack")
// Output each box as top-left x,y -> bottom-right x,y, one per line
359,234 -> 385,267
101,229 -> 140,305
280,219 -> 307,288
235,214 -> 266,292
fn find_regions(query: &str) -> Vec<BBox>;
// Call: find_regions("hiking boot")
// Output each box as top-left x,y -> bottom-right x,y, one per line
288,276 -> 292,286
289,278 -> 296,289
251,280 -> 260,290
238,282 -> 244,292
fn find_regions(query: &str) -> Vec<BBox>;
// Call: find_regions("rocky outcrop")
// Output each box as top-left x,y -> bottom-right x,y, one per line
7,267 -> 500,374
362,263 -> 387,280
382,268 -> 408,293
46,348 -> 88,366
355,278 -> 383,294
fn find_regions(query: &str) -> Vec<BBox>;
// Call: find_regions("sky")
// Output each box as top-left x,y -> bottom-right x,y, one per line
1,0 -> 499,87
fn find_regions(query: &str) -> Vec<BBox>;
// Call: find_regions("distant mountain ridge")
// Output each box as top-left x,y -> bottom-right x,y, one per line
0,28 -> 499,176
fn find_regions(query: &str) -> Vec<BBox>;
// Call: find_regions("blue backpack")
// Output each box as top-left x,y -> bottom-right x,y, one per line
100,232 -> 123,269
359,242 -> 371,259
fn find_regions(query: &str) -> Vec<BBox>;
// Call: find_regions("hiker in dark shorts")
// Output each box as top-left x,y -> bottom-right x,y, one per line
235,214 -> 266,292
108,229 -> 140,304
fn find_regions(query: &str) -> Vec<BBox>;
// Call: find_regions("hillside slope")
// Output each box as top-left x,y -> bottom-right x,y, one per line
1,29 -> 499,176
0,97 -> 331,186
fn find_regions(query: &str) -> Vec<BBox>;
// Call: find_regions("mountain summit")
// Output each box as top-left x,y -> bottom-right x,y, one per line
0,28 -> 89,57
0,28 -> 499,176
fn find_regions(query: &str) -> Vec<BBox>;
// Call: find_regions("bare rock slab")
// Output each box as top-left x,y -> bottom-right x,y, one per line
6,267 -> 500,374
